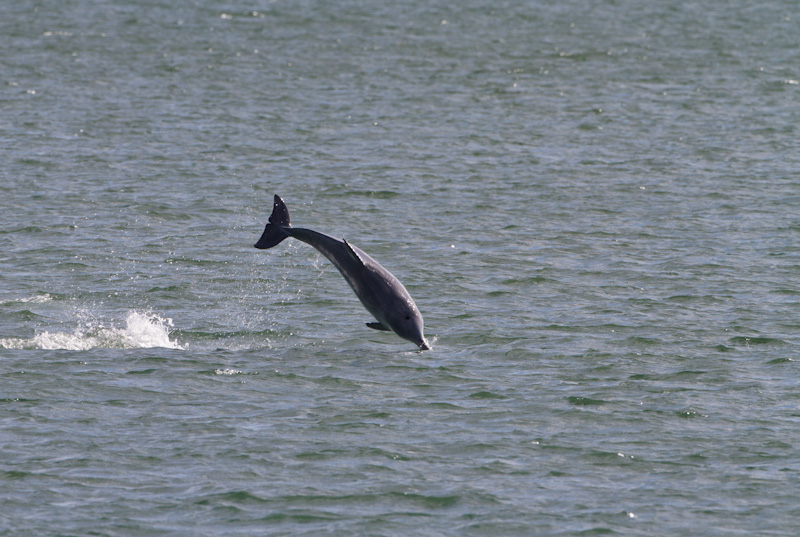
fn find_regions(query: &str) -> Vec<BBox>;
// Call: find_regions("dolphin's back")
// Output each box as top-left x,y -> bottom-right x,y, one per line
287,228 -> 361,281
288,228 -> 398,323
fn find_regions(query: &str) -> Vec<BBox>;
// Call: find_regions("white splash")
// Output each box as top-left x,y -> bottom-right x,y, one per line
0,311 -> 182,350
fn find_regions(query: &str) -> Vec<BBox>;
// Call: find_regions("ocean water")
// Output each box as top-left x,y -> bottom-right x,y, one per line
2,0 -> 800,535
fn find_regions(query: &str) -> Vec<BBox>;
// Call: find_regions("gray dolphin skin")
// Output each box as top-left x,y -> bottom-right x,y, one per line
254,195 -> 431,350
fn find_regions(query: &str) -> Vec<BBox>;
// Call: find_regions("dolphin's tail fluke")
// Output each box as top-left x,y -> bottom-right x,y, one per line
254,195 -> 291,249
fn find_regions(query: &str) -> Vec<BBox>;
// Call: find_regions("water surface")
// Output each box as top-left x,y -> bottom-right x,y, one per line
2,1 -> 800,535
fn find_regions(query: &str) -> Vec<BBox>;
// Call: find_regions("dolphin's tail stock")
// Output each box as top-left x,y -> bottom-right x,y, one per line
254,195 -> 292,249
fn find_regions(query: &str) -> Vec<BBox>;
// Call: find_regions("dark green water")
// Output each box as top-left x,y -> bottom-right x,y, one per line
2,1 -> 800,535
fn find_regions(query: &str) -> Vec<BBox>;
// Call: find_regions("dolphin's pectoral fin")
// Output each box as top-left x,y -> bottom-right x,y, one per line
366,322 -> 392,331
343,239 -> 366,266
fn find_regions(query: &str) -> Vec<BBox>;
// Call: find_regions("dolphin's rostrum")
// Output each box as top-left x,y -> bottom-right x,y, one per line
255,195 -> 431,350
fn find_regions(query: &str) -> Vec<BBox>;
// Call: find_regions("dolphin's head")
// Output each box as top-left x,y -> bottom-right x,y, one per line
389,304 -> 430,351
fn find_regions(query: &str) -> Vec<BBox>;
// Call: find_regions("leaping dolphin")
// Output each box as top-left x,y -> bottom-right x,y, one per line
255,195 -> 431,350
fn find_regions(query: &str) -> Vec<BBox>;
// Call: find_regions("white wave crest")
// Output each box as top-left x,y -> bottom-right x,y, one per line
1,294 -> 54,306
215,368 -> 243,375
19,294 -> 54,304
0,311 -> 183,350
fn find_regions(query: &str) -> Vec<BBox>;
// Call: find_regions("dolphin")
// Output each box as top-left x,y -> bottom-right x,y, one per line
255,195 -> 431,350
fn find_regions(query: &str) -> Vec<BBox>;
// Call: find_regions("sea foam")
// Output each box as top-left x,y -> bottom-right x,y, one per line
0,311 -> 182,350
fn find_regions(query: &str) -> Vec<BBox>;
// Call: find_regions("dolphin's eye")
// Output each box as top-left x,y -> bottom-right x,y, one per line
405,315 -> 411,320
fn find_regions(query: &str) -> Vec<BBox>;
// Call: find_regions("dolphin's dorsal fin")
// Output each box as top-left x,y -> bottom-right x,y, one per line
366,322 -> 391,331
343,239 -> 366,266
